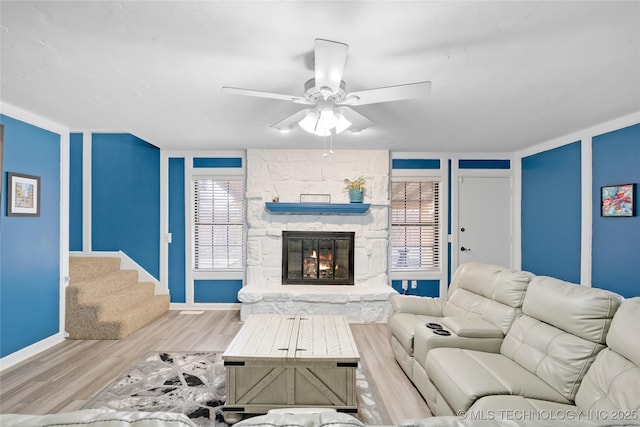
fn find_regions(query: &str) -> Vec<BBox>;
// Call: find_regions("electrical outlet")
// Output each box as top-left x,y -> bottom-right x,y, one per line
411,280 -> 418,289
401,280 -> 408,291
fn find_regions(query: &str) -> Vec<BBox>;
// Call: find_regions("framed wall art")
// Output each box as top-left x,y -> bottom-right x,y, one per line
7,172 -> 41,217
0,125 -> 3,209
601,183 -> 635,217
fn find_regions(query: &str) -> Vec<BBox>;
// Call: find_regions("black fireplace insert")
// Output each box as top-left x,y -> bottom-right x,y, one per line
282,231 -> 355,285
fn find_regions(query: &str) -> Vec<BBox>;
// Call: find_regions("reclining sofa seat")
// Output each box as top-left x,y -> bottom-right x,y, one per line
423,276 -> 624,416
469,297 -> 640,419
388,262 -> 533,380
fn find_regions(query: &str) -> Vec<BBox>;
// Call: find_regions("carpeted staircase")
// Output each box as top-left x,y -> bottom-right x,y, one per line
66,256 -> 170,340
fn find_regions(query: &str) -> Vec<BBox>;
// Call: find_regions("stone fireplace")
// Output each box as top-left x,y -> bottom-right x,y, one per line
282,231 -> 354,285
238,149 -> 397,322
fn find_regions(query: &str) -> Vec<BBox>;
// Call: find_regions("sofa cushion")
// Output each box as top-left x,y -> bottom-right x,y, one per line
574,298 -> 640,413
399,415 -> 640,427
605,297 -> 640,366
425,347 -> 570,412
0,409 -> 196,427
574,348 -> 640,413
443,263 -> 532,334
234,410 -> 364,427
523,277 -> 622,344
500,314 -> 607,402
470,394 -> 579,413
448,262 -> 532,308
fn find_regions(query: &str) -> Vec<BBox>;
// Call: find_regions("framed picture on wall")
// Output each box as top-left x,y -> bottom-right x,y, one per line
7,172 -> 41,217
601,183 -> 636,217
0,124 -> 3,211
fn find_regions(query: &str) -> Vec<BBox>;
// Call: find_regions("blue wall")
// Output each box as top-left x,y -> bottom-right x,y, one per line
592,124 -> 640,297
0,115 -> 61,358
194,280 -> 242,303
521,142 -> 582,283
69,133 -> 83,251
391,280 -> 439,297
168,158 -> 186,303
91,134 -> 160,279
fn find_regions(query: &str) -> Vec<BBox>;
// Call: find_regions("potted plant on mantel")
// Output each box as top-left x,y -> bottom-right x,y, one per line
344,177 -> 365,203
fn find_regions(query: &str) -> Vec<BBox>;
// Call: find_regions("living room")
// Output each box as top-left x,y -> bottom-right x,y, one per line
1,1 -> 639,426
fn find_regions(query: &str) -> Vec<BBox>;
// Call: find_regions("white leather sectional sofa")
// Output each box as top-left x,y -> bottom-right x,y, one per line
388,262 -> 640,422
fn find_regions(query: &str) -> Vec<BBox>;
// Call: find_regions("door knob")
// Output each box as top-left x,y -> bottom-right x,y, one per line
460,247 -> 471,252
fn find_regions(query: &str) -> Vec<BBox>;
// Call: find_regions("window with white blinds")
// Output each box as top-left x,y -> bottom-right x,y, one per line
391,180 -> 440,270
193,177 -> 244,270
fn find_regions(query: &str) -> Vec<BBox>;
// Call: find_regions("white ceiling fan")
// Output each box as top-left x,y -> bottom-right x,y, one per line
222,39 -> 431,136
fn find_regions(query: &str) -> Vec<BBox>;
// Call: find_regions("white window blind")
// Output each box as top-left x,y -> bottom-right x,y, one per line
193,177 -> 244,270
391,180 -> 440,270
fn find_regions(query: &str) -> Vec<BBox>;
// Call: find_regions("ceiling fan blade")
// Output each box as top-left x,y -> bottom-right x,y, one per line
340,107 -> 373,132
314,39 -> 349,96
270,109 -> 310,132
222,86 -> 312,105
338,81 -> 431,106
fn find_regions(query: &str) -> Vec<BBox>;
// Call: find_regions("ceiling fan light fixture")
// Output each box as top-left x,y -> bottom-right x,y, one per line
333,110 -> 352,134
318,107 -> 337,128
297,106 -> 352,136
298,110 -> 320,134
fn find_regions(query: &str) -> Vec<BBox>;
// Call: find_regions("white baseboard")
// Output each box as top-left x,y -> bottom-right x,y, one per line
170,303 -> 241,311
0,332 -> 65,372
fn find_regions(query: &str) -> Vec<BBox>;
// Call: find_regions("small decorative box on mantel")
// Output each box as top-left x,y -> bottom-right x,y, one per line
300,193 -> 331,203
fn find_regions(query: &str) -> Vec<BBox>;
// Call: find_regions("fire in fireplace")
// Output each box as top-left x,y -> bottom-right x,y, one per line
282,231 -> 355,285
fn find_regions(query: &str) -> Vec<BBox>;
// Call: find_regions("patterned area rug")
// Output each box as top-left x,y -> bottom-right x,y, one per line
84,351 -> 391,426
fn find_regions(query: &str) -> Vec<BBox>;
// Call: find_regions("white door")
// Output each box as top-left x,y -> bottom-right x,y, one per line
456,176 -> 512,269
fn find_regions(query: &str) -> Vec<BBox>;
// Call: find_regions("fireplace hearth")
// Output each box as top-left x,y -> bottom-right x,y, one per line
282,231 -> 355,285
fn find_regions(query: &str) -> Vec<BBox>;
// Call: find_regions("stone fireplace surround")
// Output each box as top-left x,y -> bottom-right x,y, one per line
238,149 -> 397,322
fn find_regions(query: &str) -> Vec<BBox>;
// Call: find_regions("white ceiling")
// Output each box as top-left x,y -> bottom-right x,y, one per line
1,1 -> 639,153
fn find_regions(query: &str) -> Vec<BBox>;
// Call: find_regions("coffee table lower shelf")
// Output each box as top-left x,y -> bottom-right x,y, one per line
223,360 -> 358,423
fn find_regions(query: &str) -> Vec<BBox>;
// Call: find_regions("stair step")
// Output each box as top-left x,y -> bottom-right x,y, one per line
66,294 -> 169,340
94,282 -> 157,320
115,294 -> 170,338
67,270 -> 139,304
69,257 -> 121,282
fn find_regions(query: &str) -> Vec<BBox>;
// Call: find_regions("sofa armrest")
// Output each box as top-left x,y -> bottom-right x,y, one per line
413,323 -> 503,366
390,294 -> 445,316
441,316 -> 503,338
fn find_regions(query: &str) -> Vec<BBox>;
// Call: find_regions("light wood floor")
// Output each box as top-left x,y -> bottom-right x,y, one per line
0,310 -> 431,423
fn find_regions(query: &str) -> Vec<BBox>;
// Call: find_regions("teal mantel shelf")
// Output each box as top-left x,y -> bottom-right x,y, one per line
265,202 -> 371,215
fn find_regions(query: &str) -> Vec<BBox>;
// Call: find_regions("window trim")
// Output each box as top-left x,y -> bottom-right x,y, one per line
191,174 -> 245,273
390,176 -> 442,273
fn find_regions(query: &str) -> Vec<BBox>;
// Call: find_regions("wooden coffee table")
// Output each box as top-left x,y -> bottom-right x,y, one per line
222,314 -> 360,423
